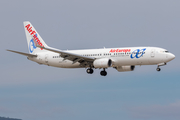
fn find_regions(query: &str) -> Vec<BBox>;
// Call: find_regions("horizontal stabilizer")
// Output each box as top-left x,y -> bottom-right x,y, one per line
7,49 -> 37,57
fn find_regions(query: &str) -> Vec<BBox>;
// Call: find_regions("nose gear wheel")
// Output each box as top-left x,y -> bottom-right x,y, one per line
156,67 -> 161,71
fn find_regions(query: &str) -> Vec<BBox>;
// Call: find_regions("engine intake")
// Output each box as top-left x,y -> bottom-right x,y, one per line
93,58 -> 112,68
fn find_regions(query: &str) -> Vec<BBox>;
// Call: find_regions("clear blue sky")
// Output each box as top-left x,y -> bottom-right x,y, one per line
1,0 -> 180,120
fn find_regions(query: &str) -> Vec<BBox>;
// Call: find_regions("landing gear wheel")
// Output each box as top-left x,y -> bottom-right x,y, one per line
156,68 -> 161,71
100,70 -> 107,76
86,68 -> 93,74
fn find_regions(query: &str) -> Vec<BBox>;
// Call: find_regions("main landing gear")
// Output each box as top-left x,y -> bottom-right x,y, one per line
86,68 -> 107,76
100,69 -> 107,76
86,68 -> 94,74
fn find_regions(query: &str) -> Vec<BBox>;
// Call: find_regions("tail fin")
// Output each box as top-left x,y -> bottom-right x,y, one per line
23,21 -> 49,54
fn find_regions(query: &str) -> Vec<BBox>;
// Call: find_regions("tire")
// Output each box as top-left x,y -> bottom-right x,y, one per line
100,71 -> 107,76
156,68 -> 161,71
87,68 -> 93,74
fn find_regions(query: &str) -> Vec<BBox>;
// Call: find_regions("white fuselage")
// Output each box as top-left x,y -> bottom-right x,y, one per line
28,47 -> 175,68
7,21 -> 176,76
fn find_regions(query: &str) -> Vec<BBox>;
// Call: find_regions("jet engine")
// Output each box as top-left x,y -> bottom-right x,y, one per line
115,66 -> 135,72
93,58 -> 112,68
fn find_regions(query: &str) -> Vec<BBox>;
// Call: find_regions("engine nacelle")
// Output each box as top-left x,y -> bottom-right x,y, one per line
115,66 -> 135,72
93,58 -> 112,68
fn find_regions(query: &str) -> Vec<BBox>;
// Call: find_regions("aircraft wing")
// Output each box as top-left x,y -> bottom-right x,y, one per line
43,47 -> 95,64
35,43 -> 95,65
7,49 -> 37,57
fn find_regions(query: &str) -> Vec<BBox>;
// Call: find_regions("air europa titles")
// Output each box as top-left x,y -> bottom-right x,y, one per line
25,24 -> 44,50
109,49 -> 131,53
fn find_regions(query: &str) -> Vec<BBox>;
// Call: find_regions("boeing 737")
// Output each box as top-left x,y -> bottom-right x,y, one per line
7,21 -> 175,76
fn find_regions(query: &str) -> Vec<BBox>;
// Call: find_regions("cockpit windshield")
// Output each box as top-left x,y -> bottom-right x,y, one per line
165,51 -> 169,53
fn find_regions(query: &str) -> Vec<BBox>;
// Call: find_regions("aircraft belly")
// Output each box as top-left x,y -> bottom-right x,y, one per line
48,59 -> 81,68
60,61 -> 81,68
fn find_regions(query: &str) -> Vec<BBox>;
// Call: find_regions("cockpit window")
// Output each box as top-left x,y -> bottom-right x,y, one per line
165,51 -> 169,53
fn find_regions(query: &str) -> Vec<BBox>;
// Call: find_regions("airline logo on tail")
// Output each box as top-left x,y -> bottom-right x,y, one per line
25,24 -> 44,51
29,34 -> 37,53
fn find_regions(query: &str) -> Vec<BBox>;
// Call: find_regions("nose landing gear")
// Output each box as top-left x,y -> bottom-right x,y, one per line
156,67 -> 161,71
156,62 -> 166,72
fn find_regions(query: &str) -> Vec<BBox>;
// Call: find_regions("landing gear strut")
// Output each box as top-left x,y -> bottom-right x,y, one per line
100,68 -> 107,76
86,68 -> 93,74
156,63 -> 166,72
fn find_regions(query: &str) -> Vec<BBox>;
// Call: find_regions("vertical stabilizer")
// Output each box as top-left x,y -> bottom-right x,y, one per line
23,21 -> 49,54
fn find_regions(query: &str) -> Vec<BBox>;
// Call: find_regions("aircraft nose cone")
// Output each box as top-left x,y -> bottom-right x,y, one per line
169,53 -> 175,60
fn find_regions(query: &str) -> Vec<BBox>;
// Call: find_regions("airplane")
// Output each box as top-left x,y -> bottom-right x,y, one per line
7,21 -> 175,76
